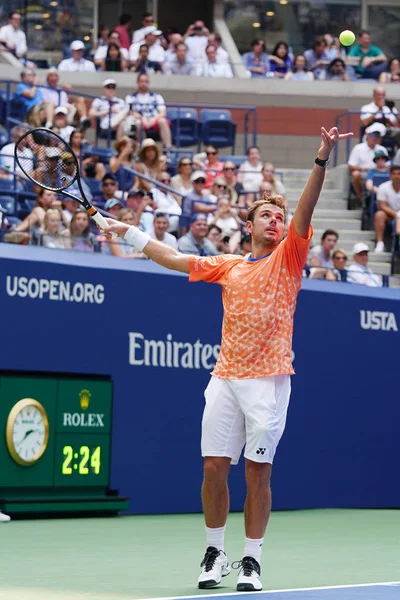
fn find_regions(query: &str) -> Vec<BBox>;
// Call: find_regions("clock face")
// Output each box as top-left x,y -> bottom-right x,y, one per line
6,399 -> 49,466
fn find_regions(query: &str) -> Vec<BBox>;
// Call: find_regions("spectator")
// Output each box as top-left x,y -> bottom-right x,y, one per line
181,171 -> 213,226
165,33 -> 184,63
347,243 -> 382,286
126,73 -> 172,149
325,58 -> 350,81
135,138 -> 160,192
99,43 -> 128,72
208,195 -> 241,239
325,248 -> 348,281
308,229 -> 338,268
374,165 -> 400,252
0,11 -> 27,58
184,20 -> 210,66
171,157 -> 194,194
58,40 -> 96,72
132,43 -> 162,74
15,68 -> 53,127
284,54 -> 314,81
178,213 -> 218,256
61,198 -> 79,225
13,189 -> 60,240
69,129 -> 105,181
269,41 -> 292,78
125,189 -> 155,231
0,125 -> 33,176
208,176 -> 231,203
196,44 -> 233,78
41,68 -> 89,129
360,87 -> 400,144
149,212 -> 179,249
261,163 -> 286,197
104,198 -> 124,217
94,31 -> 129,67
204,145 -> 224,188
98,174 -> 120,206
129,27 -> 165,69
207,224 -> 230,253
89,79 -> 129,140
105,207 -> 139,257
379,57 -> 400,84
304,35 -> 331,80
324,34 -> 340,61
237,146 -> 263,192
53,106 -> 74,142
93,25 -> 110,53
240,231 -> 252,256
63,208 -> 99,252
39,208 -> 66,249
365,150 -> 390,194
133,13 -> 156,44
109,136 -> 136,191
242,39 -> 270,78
150,172 -> 182,233
348,123 -> 387,203
114,14 -> 133,50
164,42 -> 196,75
222,160 -> 245,206
208,33 -> 229,64
347,30 -> 387,79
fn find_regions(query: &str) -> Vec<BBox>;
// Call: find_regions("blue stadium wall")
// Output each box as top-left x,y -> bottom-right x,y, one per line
1,245 -> 399,514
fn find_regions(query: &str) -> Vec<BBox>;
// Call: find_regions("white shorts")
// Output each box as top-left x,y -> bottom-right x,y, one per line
201,375 -> 291,465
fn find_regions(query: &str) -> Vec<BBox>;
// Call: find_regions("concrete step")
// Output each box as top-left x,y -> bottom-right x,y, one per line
313,229 -> 374,242
389,276 -> 400,288
312,218 -> 361,231
280,177 -> 338,190
286,189 -> 341,200
288,199 -> 349,210
368,262 -> 391,275
311,208 -> 361,219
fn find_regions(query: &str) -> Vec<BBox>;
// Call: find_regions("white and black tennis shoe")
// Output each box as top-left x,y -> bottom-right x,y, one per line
234,556 -> 262,591
197,546 -> 231,588
0,510 -> 11,522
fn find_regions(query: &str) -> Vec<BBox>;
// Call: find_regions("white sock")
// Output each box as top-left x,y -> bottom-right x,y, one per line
244,537 -> 263,564
205,525 -> 226,551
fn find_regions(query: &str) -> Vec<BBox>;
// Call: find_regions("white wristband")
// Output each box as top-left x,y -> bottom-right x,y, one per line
124,226 -> 151,251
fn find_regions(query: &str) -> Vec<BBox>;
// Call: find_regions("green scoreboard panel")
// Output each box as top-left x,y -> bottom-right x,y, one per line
0,375 -> 128,516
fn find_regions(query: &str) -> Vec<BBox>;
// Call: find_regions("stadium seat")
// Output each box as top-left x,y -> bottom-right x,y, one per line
96,118 -> 116,143
83,145 -> 116,164
10,97 -> 26,122
0,195 -> 16,214
167,108 -> 199,147
0,179 -> 14,193
84,177 -> 103,200
200,110 -> 236,152
0,128 -> 9,148
219,154 -> 247,167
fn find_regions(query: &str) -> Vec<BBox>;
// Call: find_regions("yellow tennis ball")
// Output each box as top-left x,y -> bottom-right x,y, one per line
339,30 -> 355,46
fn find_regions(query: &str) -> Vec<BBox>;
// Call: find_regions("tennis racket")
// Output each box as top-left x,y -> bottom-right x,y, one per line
14,127 -> 116,236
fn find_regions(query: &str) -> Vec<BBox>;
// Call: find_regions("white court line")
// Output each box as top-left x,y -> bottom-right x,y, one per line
141,581 -> 400,600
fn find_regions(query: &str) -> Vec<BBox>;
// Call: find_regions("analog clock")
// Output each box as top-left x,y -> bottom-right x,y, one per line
6,399 -> 49,466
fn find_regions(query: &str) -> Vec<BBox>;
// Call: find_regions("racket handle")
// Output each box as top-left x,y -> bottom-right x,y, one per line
91,211 -> 117,238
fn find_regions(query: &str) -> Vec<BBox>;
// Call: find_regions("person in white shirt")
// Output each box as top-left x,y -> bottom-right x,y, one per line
41,68 -> 90,128
128,27 -> 165,67
164,42 -> 196,76
149,212 -> 178,249
126,73 -> 172,148
374,165 -> 400,252
184,21 -> 210,67
347,243 -> 382,287
93,31 -> 129,67
348,123 -> 387,203
58,40 -> 96,72
151,172 -> 182,233
237,146 -> 263,192
89,79 -> 129,139
52,106 -> 75,142
0,11 -> 27,58
360,87 -> 400,142
133,13 -> 156,44
0,125 -> 33,177
165,33 -> 184,63
208,33 -> 229,64
197,44 -> 233,78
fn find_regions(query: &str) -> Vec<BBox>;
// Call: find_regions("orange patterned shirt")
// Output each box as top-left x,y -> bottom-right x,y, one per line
189,221 -> 312,379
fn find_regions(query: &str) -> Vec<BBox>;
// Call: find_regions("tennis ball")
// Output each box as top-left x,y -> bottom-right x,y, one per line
339,30 -> 355,47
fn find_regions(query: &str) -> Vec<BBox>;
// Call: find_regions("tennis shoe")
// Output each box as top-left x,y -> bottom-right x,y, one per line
0,510 -> 11,522
234,556 -> 262,591
197,546 -> 230,588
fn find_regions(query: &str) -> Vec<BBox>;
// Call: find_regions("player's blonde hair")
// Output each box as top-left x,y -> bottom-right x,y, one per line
247,195 -> 286,223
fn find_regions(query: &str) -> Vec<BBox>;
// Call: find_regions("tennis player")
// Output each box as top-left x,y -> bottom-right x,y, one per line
104,126 -> 352,592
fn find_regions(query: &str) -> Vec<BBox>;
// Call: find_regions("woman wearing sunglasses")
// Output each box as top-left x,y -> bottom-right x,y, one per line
171,157 -> 194,195
325,249 -> 348,281
204,145 -> 224,189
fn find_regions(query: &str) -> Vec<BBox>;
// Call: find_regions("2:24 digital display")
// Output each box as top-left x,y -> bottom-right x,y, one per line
62,445 -> 101,475
54,434 -> 110,487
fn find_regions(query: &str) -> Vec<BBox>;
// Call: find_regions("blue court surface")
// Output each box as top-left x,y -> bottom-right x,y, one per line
149,583 -> 400,600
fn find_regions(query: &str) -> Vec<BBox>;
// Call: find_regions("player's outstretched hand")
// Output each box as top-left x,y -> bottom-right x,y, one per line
318,126 -> 353,160
102,218 -> 130,239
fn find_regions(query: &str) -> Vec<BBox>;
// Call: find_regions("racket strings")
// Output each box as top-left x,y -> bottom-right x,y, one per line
16,129 -> 78,192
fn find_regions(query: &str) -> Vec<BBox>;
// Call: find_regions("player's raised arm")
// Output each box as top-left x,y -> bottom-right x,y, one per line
102,219 -> 190,273
292,127 -> 353,237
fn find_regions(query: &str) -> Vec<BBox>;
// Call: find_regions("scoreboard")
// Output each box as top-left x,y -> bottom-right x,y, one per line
0,374 -> 128,516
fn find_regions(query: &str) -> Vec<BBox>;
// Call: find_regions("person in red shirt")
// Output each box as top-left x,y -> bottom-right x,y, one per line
204,145 -> 224,189
103,126 -> 352,593
114,14 -> 132,50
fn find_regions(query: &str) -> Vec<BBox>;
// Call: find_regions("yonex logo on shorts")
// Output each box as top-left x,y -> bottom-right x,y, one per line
256,448 -> 266,455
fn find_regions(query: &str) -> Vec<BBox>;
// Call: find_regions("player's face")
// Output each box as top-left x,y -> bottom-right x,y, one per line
247,204 -> 285,246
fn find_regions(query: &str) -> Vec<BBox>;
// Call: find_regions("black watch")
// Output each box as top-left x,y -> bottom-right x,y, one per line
315,156 -> 329,168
